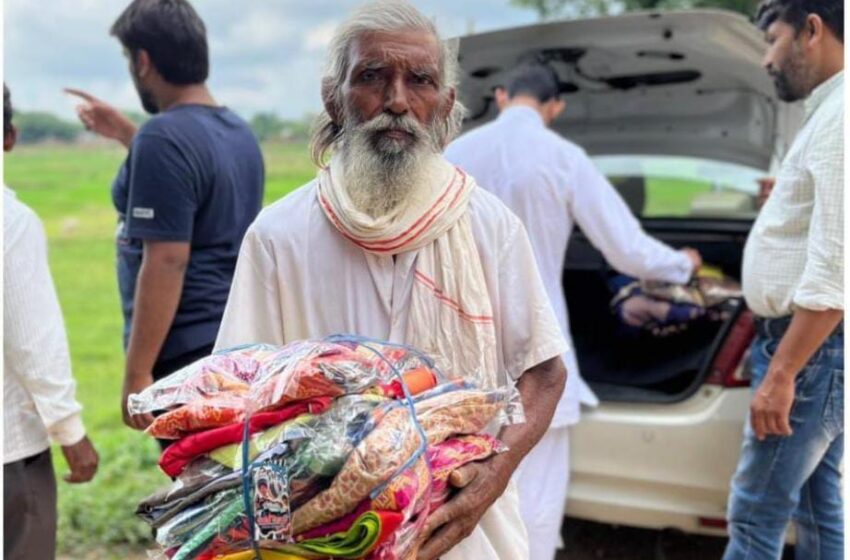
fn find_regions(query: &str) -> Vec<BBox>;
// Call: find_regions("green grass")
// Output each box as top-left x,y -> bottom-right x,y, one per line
4,142 -> 313,558
3,142 -> 703,558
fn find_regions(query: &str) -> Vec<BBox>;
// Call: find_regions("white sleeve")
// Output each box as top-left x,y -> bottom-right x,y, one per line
4,207 -> 85,446
794,108 -> 844,311
569,153 -> 693,284
215,226 -> 286,350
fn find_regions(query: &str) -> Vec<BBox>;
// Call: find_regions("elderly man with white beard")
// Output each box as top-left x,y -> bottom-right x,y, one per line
212,1 -> 568,558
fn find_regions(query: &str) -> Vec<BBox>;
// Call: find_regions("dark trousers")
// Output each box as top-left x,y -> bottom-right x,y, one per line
4,449 -> 57,559
151,344 -> 215,451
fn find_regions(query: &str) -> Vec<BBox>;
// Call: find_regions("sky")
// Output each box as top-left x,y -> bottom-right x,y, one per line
4,0 -> 537,121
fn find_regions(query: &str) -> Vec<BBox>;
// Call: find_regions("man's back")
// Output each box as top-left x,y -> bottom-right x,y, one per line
446,106 -> 581,311
113,105 -> 264,361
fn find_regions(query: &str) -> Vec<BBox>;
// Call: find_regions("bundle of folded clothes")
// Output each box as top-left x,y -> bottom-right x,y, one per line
130,337 -> 517,560
609,265 -> 743,337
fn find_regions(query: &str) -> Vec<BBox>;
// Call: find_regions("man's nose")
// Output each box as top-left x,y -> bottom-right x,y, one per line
384,76 -> 410,115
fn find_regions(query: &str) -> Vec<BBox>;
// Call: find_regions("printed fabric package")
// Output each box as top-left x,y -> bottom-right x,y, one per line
131,335 -> 520,560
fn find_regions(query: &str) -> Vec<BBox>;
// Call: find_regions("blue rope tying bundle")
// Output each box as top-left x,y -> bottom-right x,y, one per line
238,334 -> 436,560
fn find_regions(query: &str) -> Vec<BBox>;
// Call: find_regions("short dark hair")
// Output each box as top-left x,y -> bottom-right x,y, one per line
110,0 -> 209,84
3,84 -> 12,137
506,63 -> 561,103
756,0 -> 843,42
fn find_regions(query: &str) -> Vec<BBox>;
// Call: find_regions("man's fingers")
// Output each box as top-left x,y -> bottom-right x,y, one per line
778,412 -> 793,436
132,413 -> 154,431
768,411 -> 792,437
63,88 -> 98,102
417,520 -> 467,560
751,410 -> 766,441
448,464 -> 478,489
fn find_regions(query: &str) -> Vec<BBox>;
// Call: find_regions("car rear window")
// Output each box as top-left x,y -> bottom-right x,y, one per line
594,155 -> 765,219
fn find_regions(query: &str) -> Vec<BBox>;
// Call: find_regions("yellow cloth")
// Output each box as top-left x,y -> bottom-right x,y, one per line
215,550 -> 308,560
209,415 -> 315,469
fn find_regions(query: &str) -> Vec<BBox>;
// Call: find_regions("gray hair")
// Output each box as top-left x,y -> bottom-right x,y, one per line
310,0 -> 466,167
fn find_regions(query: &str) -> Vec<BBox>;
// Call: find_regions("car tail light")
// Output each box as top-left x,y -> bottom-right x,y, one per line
706,309 -> 755,388
698,516 -> 728,530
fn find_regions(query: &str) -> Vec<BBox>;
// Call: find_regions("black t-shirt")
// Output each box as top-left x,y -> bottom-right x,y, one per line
112,104 -> 264,363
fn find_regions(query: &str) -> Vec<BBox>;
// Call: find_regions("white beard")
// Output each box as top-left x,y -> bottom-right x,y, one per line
337,112 -> 444,217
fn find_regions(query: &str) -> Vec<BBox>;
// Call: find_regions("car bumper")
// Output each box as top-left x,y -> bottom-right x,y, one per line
566,385 -> 750,536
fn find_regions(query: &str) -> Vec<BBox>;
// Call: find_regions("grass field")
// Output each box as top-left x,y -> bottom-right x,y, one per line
3,142 -> 712,558
4,142 -> 314,559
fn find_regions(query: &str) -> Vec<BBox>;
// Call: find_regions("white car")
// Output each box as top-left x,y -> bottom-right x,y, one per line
455,10 -> 802,536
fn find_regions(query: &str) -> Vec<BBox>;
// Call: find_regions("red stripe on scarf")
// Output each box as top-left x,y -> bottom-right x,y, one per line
414,271 -> 494,323
319,168 -> 466,254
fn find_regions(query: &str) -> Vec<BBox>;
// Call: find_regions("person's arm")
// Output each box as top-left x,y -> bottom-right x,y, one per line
750,309 -> 842,440
749,110 -> 843,441
64,88 -> 137,149
417,356 -> 566,560
570,154 -> 698,283
4,203 -> 99,482
121,241 -> 190,430
118,132 -> 199,428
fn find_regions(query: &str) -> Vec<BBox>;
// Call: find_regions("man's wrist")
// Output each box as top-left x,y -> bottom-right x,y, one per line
119,123 -> 137,148
766,362 -> 797,383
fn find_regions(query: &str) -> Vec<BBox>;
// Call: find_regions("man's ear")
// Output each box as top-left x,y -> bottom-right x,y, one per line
552,99 -> 566,120
494,88 -> 509,111
805,13 -> 825,47
135,49 -> 153,79
321,78 -> 342,125
4,124 -> 17,152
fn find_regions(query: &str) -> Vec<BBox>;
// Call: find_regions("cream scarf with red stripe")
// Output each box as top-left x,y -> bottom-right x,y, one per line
318,157 -> 498,388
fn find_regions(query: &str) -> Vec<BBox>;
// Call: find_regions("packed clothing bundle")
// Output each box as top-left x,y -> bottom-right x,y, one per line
129,337 -> 522,560
609,265 -> 743,337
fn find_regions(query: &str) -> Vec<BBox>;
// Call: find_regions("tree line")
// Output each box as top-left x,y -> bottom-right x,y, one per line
12,110 -> 313,145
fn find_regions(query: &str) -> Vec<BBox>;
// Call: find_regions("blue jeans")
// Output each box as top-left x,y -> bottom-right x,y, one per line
724,326 -> 844,560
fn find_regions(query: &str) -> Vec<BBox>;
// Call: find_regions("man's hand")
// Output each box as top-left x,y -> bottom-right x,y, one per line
756,177 -> 776,209
61,436 -> 99,483
750,372 -> 795,440
680,247 -> 703,273
417,461 -> 509,560
122,371 -> 155,430
64,88 -> 137,148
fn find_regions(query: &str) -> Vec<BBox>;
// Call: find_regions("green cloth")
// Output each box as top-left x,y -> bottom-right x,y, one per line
172,496 -> 244,560
279,511 -> 382,559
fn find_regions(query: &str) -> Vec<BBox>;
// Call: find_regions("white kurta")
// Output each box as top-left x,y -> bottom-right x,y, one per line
216,177 -> 568,560
445,106 -> 693,427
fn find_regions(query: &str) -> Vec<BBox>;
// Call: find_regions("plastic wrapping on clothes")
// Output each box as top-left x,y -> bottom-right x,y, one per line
131,337 -> 521,560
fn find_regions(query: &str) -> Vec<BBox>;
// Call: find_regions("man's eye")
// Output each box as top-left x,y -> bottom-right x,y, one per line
412,74 -> 435,86
360,70 -> 379,82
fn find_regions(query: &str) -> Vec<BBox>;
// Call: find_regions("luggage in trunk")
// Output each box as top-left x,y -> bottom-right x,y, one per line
563,218 -> 751,403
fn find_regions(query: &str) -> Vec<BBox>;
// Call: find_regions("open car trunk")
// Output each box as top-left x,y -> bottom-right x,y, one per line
563,217 -> 752,403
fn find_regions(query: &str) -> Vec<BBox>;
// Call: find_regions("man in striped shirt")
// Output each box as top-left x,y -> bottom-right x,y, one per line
3,84 -> 99,559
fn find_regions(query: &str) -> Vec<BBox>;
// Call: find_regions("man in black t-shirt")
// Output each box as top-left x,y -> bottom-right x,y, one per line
67,0 -> 264,432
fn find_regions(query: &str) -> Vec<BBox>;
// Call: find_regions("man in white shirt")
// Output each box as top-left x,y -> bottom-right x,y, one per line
724,1 -> 844,559
206,2 -> 566,559
3,84 -> 99,559
445,63 -> 701,560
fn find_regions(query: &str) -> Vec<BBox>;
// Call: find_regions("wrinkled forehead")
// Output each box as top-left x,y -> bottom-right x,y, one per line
347,30 -> 442,74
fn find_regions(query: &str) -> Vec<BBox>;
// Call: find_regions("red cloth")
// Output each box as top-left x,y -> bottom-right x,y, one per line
159,397 -> 333,477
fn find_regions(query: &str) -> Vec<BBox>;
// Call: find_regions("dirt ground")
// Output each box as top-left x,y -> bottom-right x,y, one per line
557,518 -> 795,560
59,518 -> 796,560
